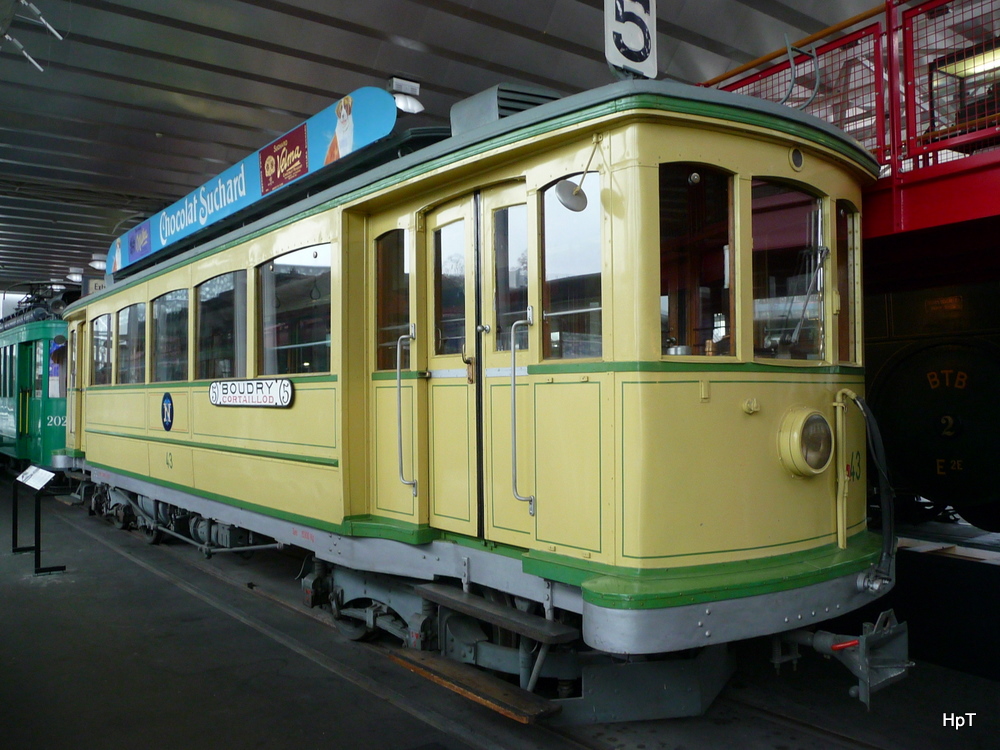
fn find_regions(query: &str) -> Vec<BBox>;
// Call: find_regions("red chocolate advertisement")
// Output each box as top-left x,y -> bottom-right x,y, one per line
259,123 -> 308,195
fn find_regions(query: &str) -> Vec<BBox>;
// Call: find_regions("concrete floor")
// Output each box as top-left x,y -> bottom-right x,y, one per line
1,481 -> 996,750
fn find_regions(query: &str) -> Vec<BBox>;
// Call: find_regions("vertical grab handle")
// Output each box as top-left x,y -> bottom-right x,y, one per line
833,388 -> 857,551
396,324 -> 417,497
511,306 -> 534,516
18,390 -> 28,435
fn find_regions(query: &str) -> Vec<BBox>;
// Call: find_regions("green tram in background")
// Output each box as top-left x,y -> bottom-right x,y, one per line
0,292 -> 71,470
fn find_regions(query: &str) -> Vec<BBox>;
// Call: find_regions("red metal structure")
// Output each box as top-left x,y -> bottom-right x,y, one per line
711,0 -> 1000,246
709,2 -> 1000,532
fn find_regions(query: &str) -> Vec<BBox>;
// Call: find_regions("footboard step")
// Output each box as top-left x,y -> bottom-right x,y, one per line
414,583 -> 579,644
383,647 -> 560,724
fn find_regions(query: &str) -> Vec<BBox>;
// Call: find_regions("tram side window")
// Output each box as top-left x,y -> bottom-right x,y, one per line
198,271 -> 247,379
836,201 -> 860,365
434,220 -> 466,355
375,229 -> 409,370
117,303 -> 146,384
151,291 -> 189,382
751,180 -> 825,360
258,245 -> 331,375
659,164 -> 734,356
34,341 -> 43,398
494,204 -> 529,352
49,339 -> 67,398
542,173 -> 602,359
91,314 -> 112,385
69,329 -> 77,391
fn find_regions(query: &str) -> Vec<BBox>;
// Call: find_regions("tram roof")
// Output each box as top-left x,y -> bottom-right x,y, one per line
67,78 -> 877,313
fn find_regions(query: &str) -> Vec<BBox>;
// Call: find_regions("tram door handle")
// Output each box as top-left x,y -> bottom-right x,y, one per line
18,389 -> 29,435
510,306 -> 535,516
461,344 -> 474,385
396,324 -> 417,497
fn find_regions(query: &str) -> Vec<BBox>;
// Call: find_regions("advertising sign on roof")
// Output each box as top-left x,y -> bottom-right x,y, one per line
107,87 -> 397,275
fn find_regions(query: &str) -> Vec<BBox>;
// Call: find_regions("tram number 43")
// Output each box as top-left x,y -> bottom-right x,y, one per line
605,0 -> 658,79
165,451 -> 173,470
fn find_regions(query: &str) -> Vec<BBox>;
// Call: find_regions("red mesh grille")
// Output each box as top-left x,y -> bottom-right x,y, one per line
722,26 -> 886,163
903,0 -> 1000,159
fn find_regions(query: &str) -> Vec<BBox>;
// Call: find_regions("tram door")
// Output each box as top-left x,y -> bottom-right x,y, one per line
16,341 -> 34,455
66,322 -> 85,455
424,184 -> 534,541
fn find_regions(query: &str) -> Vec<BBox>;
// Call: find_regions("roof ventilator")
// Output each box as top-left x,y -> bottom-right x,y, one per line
450,83 -> 561,137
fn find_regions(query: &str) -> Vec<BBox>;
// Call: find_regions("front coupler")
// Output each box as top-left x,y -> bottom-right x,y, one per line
772,609 -> 912,708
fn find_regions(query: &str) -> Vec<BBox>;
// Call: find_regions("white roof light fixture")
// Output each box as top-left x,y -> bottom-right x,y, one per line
389,77 -> 425,114
66,267 -> 84,283
89,253 -> 107,271
0,0 -> 64,72
937,47 -> 1000,79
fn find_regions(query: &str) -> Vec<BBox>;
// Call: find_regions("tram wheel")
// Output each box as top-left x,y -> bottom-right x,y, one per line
333,598 -> 378,641
112,505 -> 129,530
143,526 -> 163,545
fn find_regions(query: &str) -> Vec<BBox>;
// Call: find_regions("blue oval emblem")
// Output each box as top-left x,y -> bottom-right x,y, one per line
161,392 -> 174,431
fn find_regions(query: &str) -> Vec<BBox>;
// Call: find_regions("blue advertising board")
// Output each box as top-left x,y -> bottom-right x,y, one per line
108,87 -> 397,274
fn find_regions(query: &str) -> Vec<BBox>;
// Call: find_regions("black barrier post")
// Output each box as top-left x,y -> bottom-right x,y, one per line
31,488 -> 65,575
11,480 -> 36,554
11,468 -> 65,575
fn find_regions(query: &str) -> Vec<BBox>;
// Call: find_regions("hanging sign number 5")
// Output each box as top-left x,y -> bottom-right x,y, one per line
605,0 -> 657,79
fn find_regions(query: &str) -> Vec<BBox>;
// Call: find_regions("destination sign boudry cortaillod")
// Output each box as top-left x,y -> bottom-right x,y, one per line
209,379 -> 294,408
107,87 -> 398,274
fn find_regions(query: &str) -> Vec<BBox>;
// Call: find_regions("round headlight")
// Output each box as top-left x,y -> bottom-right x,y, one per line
778,408 -> 834,476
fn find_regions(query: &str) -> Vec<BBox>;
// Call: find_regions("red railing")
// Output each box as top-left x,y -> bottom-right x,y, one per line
706,0 -> 1000,235
719,25 -> 887,165
708,1 -> 1000,168
901,0 -> 1000,162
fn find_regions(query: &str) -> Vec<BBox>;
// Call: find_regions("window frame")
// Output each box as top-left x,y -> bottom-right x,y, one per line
750,178 -> 829,363
196,270 -> 247,380
116,302 -> 147,385
492,202 -> 529,353
257,244 -> 332,376
540,171 -> 604,361
835,200 -> 862,366
151,289 -> 190,383
657,162 -> 737,358
374,228 -> 410,371
90,313 -> 112,386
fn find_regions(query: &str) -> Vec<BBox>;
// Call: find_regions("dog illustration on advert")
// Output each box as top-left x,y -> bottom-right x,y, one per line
324,95 -> 354,164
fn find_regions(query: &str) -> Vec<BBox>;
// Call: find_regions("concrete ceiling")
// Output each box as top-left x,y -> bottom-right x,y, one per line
0,0 -> 882,290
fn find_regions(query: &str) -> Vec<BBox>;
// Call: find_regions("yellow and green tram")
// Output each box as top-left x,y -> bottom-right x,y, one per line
0,298 -> 69,469
62,80 -> 904,721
